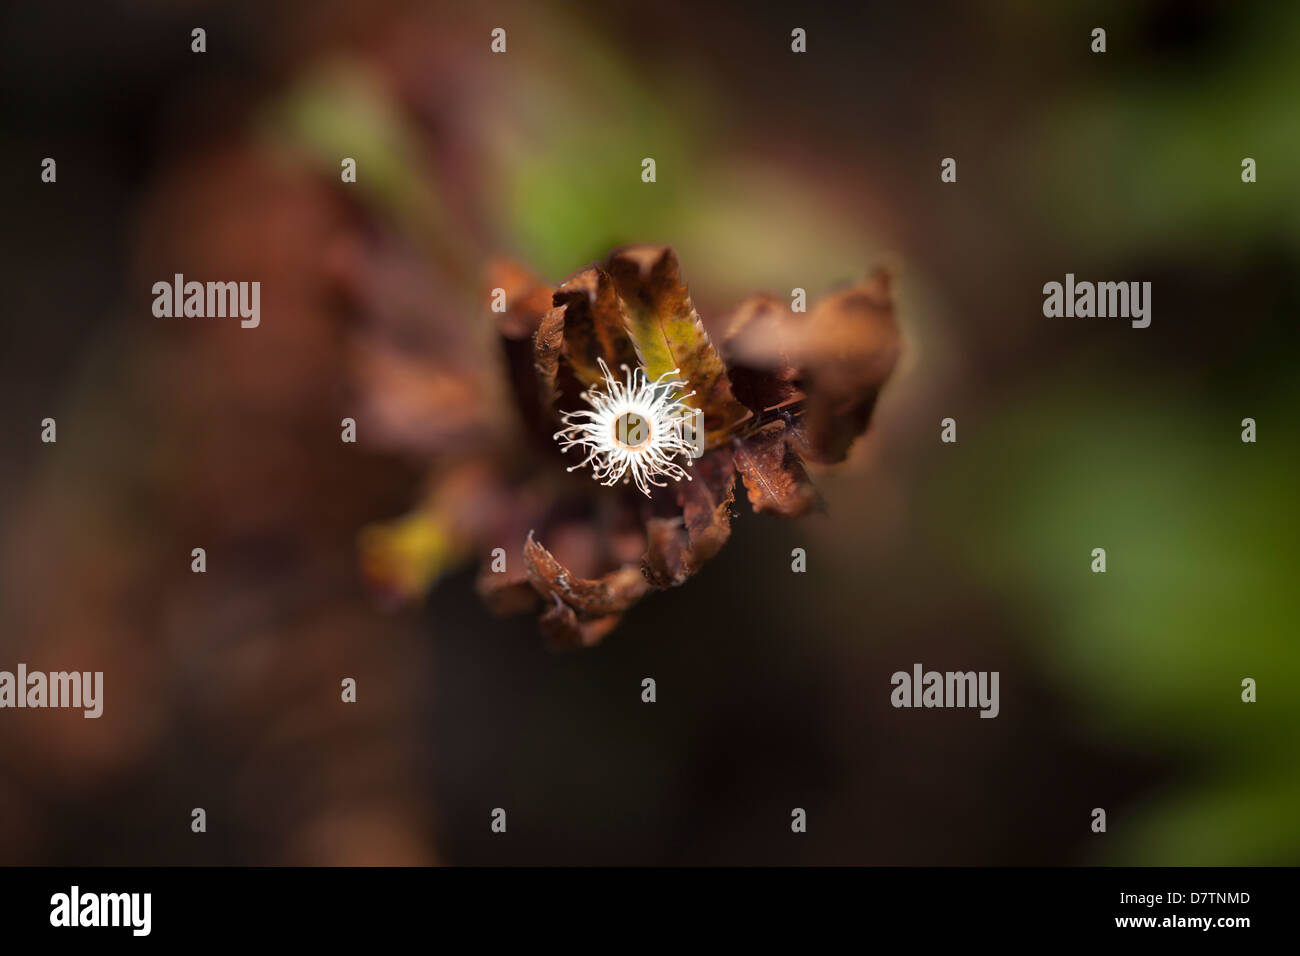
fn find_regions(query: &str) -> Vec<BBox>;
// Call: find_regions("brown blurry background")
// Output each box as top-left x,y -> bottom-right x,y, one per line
1,0 -> 1296,865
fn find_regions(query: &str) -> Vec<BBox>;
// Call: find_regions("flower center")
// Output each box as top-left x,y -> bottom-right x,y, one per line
612,410 -> 652,450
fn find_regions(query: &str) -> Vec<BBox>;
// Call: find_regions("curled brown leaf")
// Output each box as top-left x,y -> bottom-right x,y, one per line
723,269 -> 900,464
607,245 -> 752,439
549,267 -> 640,390
524,531 -> 651,618
732,421 -> 822,517
538,596 -> 622,650
642,448 -> 737,587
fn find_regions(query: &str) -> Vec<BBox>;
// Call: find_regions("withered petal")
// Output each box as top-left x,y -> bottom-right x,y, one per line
488,259 -> 555,341
721,271 -> 900,465
797,269 -> 901,463
641,449 -> 736,588
606,245 -> 751,439
538,595 -> 622,650
642,516 -> 688,589
488,260 -> 560,443
475,565 -> 541,616
533,305 -> 566,408
721,293 -> 804,414
733,421 -> 823,518
524,531 -> 651,617
549,266 -> 640,390
677,447 -> 736,564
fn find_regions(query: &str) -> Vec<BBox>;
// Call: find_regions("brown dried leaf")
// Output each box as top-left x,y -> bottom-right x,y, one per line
475,566 -> 540,616
549,266 -> 640,390
642,449 -> 736,587
733,421 -> 822,518
642,517 -> 687,588
533,305 -> 566,408
677,448 -> 737,564
725,271 -> 899,464
490,260 -> 561,445
721,293 -> 804,413
799,271 -> 901,463
538,597 -> 622,650
488,259 -> 554,341
606,245 -> 751,439
524,531 -> 651,617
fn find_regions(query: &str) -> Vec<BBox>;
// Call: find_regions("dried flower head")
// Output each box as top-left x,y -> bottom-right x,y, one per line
553,358 -> 699,497
357,245 -> 902,648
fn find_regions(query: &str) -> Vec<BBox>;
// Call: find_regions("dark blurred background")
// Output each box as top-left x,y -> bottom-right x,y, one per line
1,0 -> 1296,864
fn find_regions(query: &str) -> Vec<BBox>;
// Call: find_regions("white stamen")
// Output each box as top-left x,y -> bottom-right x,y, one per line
553,358 -> 699,497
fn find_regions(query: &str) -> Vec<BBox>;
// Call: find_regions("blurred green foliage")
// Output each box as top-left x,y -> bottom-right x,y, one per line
934,373 -> 1299,863
257,62 -> 470,273
1029,4 -> 1300,259
486,17 -> 884,303
954,2 -> 1300,863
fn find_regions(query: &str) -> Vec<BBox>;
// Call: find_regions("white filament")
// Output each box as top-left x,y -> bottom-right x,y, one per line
554,358 -> 699,497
